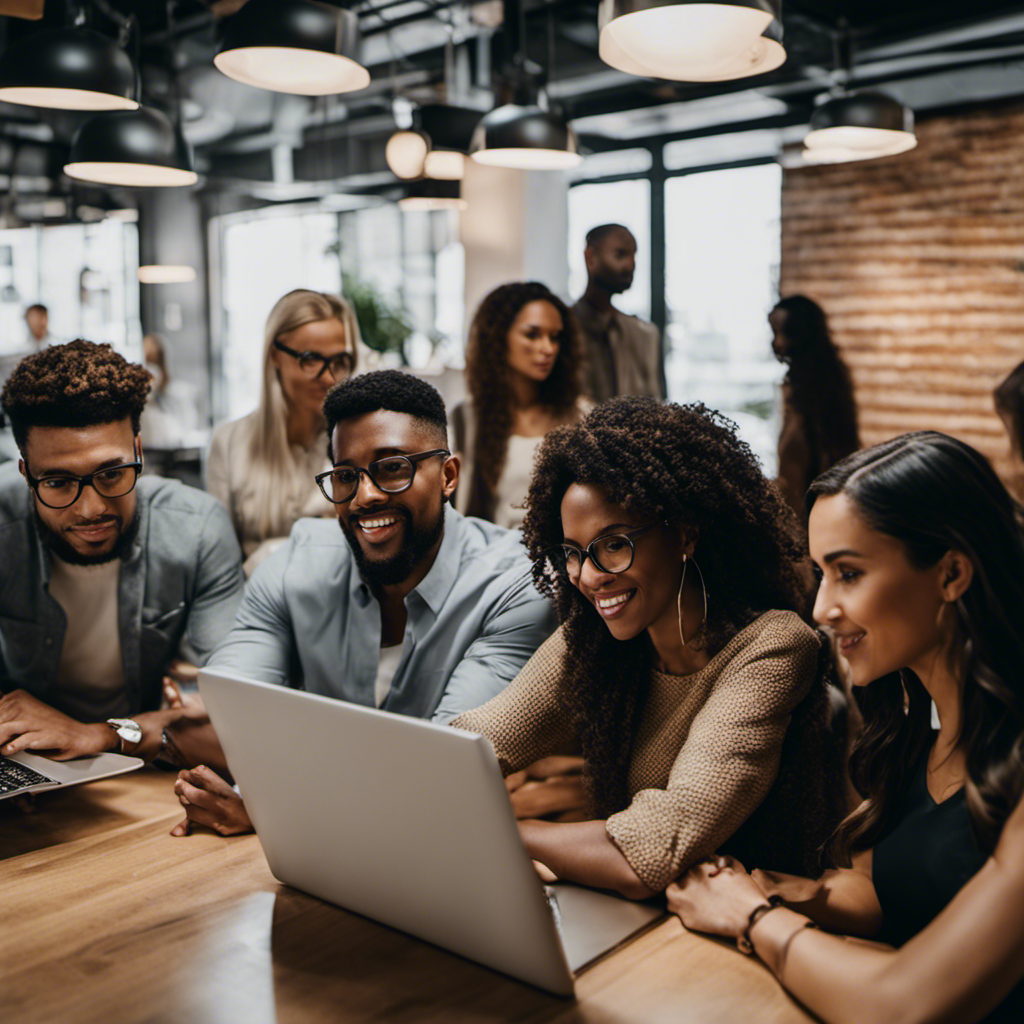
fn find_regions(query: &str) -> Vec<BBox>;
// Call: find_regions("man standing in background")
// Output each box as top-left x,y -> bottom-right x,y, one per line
573,224 -> 665,402
24,303 -> 56,350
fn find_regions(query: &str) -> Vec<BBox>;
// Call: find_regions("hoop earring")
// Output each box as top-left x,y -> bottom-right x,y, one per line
678,553 -> 709,649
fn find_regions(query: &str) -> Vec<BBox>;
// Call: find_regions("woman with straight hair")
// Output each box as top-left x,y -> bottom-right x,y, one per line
770,294 -> 859,517
207,289 -> 360,574
668,431 -> 1024,1024
452,397 -> 844,899
452,281 -> 588,528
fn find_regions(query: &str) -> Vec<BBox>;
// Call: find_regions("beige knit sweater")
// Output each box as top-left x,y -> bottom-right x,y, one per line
451,609 -> 823,891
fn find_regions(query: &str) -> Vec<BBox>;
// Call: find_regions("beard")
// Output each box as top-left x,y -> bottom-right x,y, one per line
35,507 -> 140,566
340,501 -> 445,589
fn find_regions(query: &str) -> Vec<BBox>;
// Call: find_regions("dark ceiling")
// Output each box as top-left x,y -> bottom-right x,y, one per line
1,0 -> 1023,214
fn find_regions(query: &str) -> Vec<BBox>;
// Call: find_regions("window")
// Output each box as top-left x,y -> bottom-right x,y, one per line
664,163 -> 783,471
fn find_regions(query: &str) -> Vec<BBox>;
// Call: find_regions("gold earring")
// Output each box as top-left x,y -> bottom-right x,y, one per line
678,554 -> 709,649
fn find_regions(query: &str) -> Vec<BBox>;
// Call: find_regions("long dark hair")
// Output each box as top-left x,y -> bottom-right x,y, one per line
521,397 -> 809,817
774,295 -> 859,479
809,432 -> 1024,862
464,281 -> 582,519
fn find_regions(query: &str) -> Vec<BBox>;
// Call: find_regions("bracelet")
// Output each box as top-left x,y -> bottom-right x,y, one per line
737,902 -> 784,955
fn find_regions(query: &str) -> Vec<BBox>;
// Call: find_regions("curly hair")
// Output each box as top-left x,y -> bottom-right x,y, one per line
1,339 -> 151,450
521,397 -> 810,816
322,369 -> 447,457
464,282 -> 582,519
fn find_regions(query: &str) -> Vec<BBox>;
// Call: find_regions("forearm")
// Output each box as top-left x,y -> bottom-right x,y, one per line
518,819 -> 655,900
763,867 -> 883,937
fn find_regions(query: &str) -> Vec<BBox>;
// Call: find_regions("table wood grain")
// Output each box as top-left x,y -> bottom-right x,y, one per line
0,769 -> 818,1024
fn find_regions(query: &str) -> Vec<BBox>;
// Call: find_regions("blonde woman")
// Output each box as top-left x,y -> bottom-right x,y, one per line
207,289 -> 360,575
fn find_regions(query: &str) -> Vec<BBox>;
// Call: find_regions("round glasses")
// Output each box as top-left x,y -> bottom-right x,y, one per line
25,461 -> 143,509
315,449 -> 450,504
273,339 -> 354,380
560,521 -> 665,579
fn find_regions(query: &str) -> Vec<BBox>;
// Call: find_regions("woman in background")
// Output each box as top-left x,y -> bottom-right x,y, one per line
139,333 -> 201,450
669,431 -> 1024,1024
452,281 -> 587,528
207,289 -> 360,575
770,295 -> 859,517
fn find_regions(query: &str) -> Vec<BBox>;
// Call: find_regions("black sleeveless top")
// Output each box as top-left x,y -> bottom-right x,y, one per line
873,737 -> 1024,1023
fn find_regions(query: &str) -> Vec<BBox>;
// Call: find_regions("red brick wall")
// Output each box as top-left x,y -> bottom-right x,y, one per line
780,102 -> 1024,484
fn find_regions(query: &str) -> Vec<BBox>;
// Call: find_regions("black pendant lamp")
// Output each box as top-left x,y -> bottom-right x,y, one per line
471,102 -> 580,170
215,0 -> 369,96
0,26 -> 138,110
65,106 -> 197,187
803,91 -> 917,163
598,0 -> 785,82
399,178 -> 466,212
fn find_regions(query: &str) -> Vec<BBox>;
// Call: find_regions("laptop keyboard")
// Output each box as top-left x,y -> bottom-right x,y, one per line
0,755 -> 56,795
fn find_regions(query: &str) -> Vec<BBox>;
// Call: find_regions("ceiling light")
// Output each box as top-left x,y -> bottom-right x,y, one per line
598,0 -> 785,82
215,0 -> 369,96
138,265 -> 197,284
0,27 -> 138,110
65,106 -> 198,187
423,150 -> 465,180
386,130 -> 430,180
804,92 -> 917,162
471,105 -> 581,170
398,179 -> 467,212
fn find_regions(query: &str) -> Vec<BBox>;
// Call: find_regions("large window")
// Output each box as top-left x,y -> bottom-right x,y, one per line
213,203 -> 463,423
0,218 -> 140,357
664,163 -> 783,470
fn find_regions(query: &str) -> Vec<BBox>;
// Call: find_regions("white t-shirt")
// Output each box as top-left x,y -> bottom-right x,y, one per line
48,555 -> 128,721
374,643 -> 404,708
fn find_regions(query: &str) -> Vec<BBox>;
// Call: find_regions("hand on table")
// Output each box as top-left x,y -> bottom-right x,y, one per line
666,855 -> 769,939
0,690 -> 113,760
170,765 -> 253,837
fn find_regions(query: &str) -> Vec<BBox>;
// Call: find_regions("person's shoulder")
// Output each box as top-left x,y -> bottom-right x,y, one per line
0,460 -> 30,529
721,610 -> 820,672
210,411 -> 258,450
139,476 -> 226,520
457,512 -> 532,570
618,310 -> 660,340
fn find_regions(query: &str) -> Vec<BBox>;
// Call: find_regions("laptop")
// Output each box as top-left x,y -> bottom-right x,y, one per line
199,668 -> 665,996
0,750 -> 143,800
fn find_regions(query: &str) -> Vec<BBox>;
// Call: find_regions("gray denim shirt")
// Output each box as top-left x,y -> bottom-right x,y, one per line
209,508 -> 556,723
0,464 -> 245,716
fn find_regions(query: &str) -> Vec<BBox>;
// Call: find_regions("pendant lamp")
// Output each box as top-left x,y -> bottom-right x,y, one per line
598,0 -> 785,82
398,178 -> 466,212
471,102 -> 581,170
804,91 -> 917,163
138,265 -> 196,284
423,150 -> 465,180
385,130 -> 431,180
0,27 -> 138,110
65,106 -> 198,187
215,0 -> 369,96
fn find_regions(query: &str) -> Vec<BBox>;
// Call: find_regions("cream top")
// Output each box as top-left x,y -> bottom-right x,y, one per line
492,433 -> 545,531
206,411 -> 335,576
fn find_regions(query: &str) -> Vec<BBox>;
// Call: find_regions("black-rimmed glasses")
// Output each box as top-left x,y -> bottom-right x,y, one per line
559,521 -> 666,579
316,449 -> 450,504
273,339 -> 354,380
25,461 -> 143,509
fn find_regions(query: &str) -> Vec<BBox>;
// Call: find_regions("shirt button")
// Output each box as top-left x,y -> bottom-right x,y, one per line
45,637 -> 53,646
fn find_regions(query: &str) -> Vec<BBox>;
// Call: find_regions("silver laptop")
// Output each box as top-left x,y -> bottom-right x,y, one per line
199,667 -> 664,996
0,750 -> 143,800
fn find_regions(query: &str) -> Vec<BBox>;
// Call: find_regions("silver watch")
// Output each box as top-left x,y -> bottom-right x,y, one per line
106,717 -> 143,753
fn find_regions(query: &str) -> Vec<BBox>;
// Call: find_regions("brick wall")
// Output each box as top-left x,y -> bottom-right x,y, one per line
779,102 -> 1024,483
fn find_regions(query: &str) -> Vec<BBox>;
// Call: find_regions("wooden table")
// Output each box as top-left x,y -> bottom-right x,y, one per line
1,770 -> 817,1024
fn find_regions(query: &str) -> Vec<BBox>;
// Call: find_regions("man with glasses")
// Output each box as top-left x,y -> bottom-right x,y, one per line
0,341 -> 245,763
173,370 -> 555,836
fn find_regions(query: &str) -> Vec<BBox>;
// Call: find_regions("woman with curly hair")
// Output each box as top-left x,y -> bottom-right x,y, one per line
207,289 -> 360,575
669,432 -> 1024,1024
770,295 -> 859,518
452,397 -> 844,899
451,281 -> 588,528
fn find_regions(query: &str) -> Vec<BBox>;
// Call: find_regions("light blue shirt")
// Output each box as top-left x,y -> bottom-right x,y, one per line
209,508 -> 556,723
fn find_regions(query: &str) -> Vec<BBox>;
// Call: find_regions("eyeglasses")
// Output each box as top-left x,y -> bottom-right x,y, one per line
273,339 -> 354,380
25,461 -> 143,509
315,449 -> 450,504
559,521 -> 665,579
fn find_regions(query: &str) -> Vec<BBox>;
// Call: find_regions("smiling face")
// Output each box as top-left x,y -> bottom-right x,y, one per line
505,300 -> 563,386
271,317 -> 351,419
809,492 -> 957,687
560,482 -> 686,642
331,409 -> 457,590
21,418 -> 140,564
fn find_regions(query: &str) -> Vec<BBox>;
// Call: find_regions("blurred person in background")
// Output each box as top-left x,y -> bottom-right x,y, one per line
770,295 -> 859,519
139,333 -> 201,451
572,224 -> 664,402
23,303 -> 56,351
452,281 -> 589,530
206,289 -> 360,576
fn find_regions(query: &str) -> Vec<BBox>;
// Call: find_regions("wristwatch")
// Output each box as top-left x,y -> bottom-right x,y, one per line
106,718 -> 143,754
